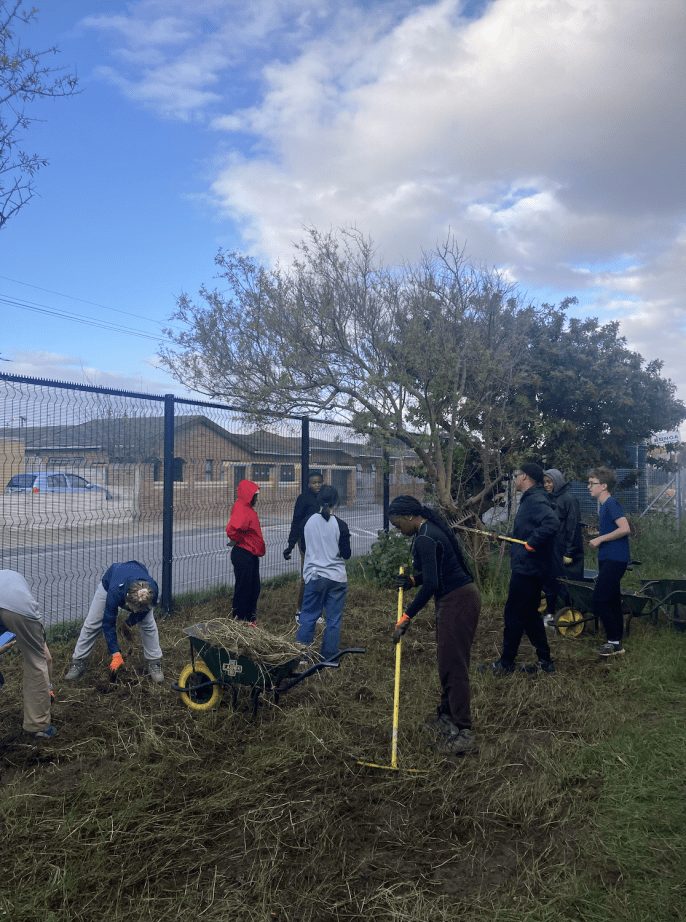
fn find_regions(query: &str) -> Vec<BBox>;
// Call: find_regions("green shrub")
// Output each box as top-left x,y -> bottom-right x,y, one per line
355,529 -> 414,586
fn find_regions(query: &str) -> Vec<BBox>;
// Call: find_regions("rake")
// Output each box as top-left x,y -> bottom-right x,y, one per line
356,567 -> 427,773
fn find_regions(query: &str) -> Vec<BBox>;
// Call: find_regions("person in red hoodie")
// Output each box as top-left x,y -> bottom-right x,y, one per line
226,480 -> 266,622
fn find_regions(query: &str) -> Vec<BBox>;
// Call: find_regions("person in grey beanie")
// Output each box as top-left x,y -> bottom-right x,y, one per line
542,468 -> 584,624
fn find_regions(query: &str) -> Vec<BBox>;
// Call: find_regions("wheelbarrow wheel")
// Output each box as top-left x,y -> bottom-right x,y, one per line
178,663 -> 220,711
555,607 -> 585,638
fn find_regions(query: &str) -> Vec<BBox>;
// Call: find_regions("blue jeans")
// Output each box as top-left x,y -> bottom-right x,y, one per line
296,577 -> 348,661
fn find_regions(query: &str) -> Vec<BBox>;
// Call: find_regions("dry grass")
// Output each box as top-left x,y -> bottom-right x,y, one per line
1,577 -> 684,922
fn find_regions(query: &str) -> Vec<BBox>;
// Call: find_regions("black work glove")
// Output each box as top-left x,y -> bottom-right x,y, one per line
393,613 -> 411,644
283,547 -> 293,560
394,574 -> 415,590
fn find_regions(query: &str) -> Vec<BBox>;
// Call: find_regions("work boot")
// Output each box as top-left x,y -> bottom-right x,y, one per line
516,659 -> 556,674
34,725 -> 58,740
420,711 -> 453,735
433,728 -> 477,756
598,642 -> 625,656
147,661 -> 164,684
65,660 -> 88,681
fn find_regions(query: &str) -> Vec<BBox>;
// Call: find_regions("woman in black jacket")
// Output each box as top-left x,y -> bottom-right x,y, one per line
389,495 -> 481,756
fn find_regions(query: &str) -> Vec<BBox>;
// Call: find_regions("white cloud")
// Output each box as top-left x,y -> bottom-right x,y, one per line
82,0 -> 686,401
3,351 -> 187,397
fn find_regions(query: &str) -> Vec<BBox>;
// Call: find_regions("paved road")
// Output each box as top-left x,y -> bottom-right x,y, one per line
1,505 -> 385,627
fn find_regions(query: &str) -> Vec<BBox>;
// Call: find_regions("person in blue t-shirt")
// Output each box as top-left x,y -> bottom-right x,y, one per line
588,467 -> 631,656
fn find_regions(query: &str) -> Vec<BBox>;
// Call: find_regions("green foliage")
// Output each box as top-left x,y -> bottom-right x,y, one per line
521,309 -> 685,476
355,528 -> 414,586
630,513 -> 686,579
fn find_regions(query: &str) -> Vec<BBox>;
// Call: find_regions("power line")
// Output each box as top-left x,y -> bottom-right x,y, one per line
0,274 -> 167,325
0,294 -> 175,344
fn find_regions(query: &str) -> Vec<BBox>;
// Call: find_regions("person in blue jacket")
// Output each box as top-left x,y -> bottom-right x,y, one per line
588,466 -> 631,656
65,561 -> 163,683
478,463 -> 559,675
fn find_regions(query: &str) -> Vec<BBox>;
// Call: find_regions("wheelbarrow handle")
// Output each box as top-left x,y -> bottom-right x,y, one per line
276,660 -> 340,694
323,647 -> 366,662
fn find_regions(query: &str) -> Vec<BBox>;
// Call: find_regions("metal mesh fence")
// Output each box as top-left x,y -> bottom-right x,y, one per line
1,374 -> 426,627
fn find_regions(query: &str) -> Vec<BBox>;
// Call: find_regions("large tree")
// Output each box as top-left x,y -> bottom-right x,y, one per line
517,307 -> 685,474
160,227 -> 685,517
1,1 -> 79,230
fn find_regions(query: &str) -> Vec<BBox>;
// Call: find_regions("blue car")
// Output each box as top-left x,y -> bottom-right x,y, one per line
5,472 -> 113,500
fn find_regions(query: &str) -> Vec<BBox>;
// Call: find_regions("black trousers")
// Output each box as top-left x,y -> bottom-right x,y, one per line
502,571 -> 552,665
436,583 -> 481,730
231,546 -> 261,621
592,559 -> 627,643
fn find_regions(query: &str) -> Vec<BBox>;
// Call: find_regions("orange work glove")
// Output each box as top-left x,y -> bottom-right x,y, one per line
393,612 -> 411,645
109,652 -> 124,678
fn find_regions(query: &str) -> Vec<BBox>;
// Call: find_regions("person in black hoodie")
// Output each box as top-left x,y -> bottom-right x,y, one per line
478,463 -> 559,675
283,471 -> 324,623
542,468 -> 584,623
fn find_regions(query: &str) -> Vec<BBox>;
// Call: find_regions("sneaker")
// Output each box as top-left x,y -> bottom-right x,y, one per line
433,728 -> 477,756
598,642 -> 625,656
65,660 -> 87,681
477,659 -> 515,676
421,712 -> 454,735
517,659 -> 556,674
34,725 -> 57,740
316,616 -> 325,625
147,661 -> 164,684
544,614 -> 556,631
294,612 -> 300,625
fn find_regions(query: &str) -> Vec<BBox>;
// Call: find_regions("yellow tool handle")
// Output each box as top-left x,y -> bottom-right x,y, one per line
391,566 -> 403,770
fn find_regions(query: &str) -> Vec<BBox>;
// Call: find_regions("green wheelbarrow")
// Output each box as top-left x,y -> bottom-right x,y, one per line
555,578 -> 652,638
171,622 -> 365,714
637,578 -> 686,633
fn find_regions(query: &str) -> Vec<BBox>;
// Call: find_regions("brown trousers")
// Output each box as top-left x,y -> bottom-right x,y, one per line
0,608 -> 51,733
435,582 -> 482,731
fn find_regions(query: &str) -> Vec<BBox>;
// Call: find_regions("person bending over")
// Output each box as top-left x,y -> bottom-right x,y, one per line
65,561 -> 163,683
0,569 -> 56,739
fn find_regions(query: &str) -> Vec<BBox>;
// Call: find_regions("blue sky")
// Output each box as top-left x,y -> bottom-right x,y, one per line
1,0 -> 685,411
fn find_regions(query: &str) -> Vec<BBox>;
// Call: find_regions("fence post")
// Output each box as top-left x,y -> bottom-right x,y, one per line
383,443 -> 390,532
161,394 -> 175,617
301,416 -> 310,491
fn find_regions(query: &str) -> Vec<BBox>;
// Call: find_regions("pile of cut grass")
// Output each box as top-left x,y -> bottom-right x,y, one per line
1,578 -> 684,922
